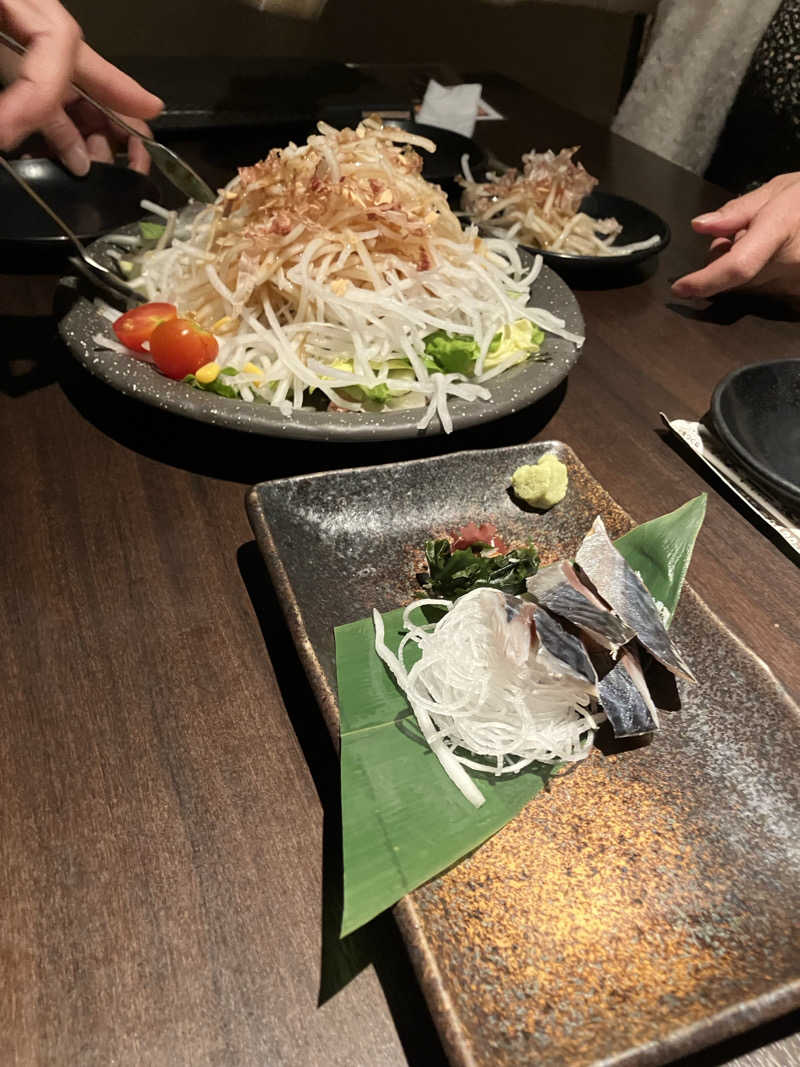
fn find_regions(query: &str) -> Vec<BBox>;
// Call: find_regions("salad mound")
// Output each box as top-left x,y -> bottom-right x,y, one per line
96,118 -> 583,433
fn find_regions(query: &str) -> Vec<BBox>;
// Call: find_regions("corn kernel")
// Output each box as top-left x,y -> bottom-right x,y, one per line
242,361 -> 263,383
195,362 -> 220,384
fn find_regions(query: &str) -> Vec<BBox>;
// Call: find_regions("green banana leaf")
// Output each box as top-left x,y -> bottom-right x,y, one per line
614,494 -> 707,627
335,494 -> 707,936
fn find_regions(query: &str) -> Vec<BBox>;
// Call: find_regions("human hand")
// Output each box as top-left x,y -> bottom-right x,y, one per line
0,0 -> 163,174
671,173 -> 800,302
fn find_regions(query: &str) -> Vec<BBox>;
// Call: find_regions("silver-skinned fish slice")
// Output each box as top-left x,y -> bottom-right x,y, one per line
526,560 -> 634,653
575,516 -> 696,683
496,591 -> 537,666
597,647 -> 660,737
531,605 -> 598,692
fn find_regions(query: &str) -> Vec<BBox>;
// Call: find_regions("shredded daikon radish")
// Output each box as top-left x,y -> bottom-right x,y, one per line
374,589 -> 598,808
92,332 -> 129,354
461,146 -> 660,257
94,119 -> 583,431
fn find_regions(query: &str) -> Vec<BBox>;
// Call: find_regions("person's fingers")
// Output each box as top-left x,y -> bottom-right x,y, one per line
708,236 -> 732,261
126,132 -> 151,174
86,131 -> 114,164
40,105 -> 90,174
67,99 -> 152,144
690,186 -> 773,236
692,176 -> 800,237
673,207 -> 789,298
0,12 -> 81,149
74,44 -> 162,120
63,99 -> 152,171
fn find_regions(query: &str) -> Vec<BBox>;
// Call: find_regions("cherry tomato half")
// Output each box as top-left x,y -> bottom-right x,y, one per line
113,302 -> 177,353
149,317 -> 219,380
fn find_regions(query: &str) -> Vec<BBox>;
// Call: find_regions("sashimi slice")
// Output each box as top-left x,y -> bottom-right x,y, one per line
526,559 -> 633,652
597,646 -> 660,737
575,517 -> 696,683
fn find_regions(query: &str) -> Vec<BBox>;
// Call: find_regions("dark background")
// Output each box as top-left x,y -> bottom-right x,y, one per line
64,0 -> 638,127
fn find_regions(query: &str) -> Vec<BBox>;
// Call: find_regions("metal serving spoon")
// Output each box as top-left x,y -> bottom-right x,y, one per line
0,29 -> 216,204
0,154 -> 145,302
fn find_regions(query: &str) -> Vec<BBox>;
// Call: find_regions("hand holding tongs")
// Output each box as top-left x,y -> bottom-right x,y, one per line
0,29 -> 216,204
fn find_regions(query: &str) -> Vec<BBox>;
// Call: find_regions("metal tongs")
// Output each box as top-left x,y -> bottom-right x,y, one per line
0,29 -> 215,205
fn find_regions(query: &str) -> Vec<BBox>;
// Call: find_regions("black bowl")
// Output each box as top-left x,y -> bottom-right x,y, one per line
711,358 -> 800,509
478,190 -> 669,275
0,158 -> 161,271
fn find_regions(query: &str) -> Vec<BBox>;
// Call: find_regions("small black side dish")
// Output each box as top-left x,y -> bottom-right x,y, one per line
711,358 -> 800,508
524,190 -> 670,273
0,158 -> 161,269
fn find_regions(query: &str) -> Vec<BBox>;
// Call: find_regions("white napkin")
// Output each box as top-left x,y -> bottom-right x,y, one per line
417,80 -> 482,139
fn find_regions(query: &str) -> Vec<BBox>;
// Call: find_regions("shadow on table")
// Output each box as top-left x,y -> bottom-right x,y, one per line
54,333 -> 568,486
666,291 -> 800,325
236,540 -> 450,1067
553,255 -> 659,292
0,315 -> 60,397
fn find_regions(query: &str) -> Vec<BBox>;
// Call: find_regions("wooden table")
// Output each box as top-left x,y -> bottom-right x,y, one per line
1,71 -> 798,1066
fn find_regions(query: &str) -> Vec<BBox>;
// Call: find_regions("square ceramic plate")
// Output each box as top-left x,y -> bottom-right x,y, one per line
246,441 -> 800,1067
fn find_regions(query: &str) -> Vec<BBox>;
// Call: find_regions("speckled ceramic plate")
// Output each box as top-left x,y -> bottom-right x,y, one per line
247,441 -> 800,1067
58,241 -> 583,442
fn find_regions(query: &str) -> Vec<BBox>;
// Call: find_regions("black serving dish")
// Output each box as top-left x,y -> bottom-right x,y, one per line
522,191 -> 670,272
0,158 -> 161,272
711,358 -> 800,509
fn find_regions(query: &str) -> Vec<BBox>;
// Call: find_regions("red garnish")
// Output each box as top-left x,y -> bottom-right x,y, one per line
113,302 -> 177,353
452,522 -> 509,555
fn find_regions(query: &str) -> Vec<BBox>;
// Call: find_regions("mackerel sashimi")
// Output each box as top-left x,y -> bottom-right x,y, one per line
575,516 -> 697,683
596,648 -> 660,738
525,559 -> 634,652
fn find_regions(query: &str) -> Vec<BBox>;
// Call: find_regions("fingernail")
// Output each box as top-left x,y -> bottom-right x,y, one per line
62,142 -> 90,177
671,280 -> 691,297
693,212 -> 720,225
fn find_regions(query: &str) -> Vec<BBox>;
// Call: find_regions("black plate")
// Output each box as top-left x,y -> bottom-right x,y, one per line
505,191 -> 669,273
0,158 -> 161,269
711,359 -> 800,508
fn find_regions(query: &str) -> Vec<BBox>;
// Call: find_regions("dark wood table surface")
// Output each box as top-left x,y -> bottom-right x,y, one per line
2,69 -> 799,1067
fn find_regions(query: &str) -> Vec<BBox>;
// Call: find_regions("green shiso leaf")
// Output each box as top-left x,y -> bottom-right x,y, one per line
335,497 -> 706,936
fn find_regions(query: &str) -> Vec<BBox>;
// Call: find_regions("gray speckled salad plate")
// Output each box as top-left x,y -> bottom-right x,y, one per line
58,244 -> 583,443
